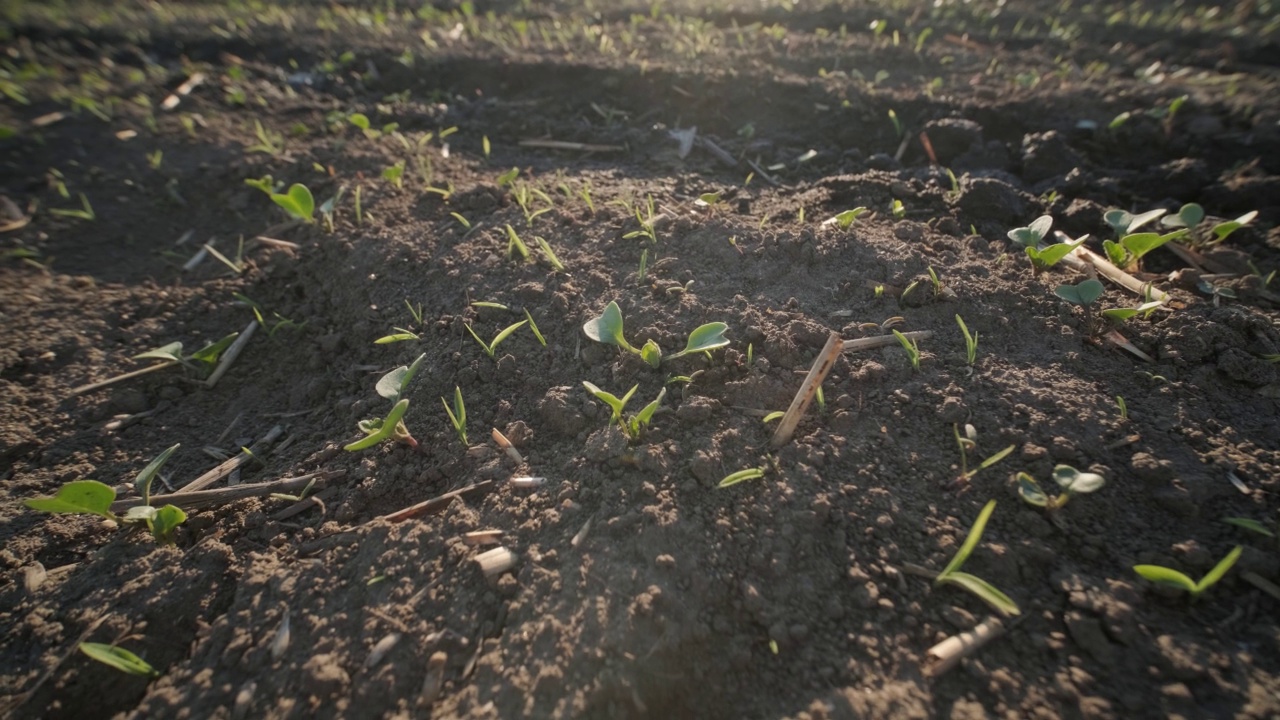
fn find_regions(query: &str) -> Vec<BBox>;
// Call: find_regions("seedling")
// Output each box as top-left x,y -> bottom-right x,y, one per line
375,354 -> 426,403
623,194 -> 659,244
933,500 -> 1020,616
582,381 -> 636,425
375,328 -> 419,344
1104,208 -> 1166,238
505,224 -> 530,261
465,320 -> 528,358
1054,279 -> 1104,332
512,182 -> 553,226
1197,279 -> 1237,307
1102,228 -> 1189,271
582,301 -> 729,369
319,186 -> 345,233
26,481 -> 119,521
80,643 -> 159,678
382,160 -> 406,189
441,387 -> 467,446
1134,546 -> 1243,600
891,199 -> 906,219
954,425 -> 1014,482
1101,300 -> 1164,325
246,178 -> 315,223
1015,465 -> 1105,511
524,309 -> 546,346
718,467 -> 765,488
534,236 -> 565,272
49,193 -> 95,222
1160,202 -> 1205,229
1007,215 -> 1053,248
582,382 -> 667,439
135,333 -> 239,378
822,207 -> 868,229
346,399 -> 419,452
955,315 -> 978,366
891,330 -> 920,371
1115,395 -> 1128,419
1207,210 -> 1258,245
1025,236 -> 1086,273
1224,517 -> 1276,539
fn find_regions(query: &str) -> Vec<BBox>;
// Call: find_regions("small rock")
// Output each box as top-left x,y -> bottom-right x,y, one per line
921,118 -> 983,164
1021,130 -> 1085,183
1130,452 -> 1175,486
1217,348 -> 1277,386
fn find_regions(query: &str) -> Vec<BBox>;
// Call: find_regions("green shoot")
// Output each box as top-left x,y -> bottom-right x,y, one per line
1104,208 -> 1166,238
134,333 -> 239,377
375,328 -> 419,344
26,480 -> 119,521
1025,236 -> 1085,272
1160,202 -> 1205,229
496,167 -> 519,187
762,411 -> 785,423
375,354 -> 426,403
79,643 -> 159,678
926,267 -> 943,297
134,443 -> 179,506
665,322 -> 730,362
122,503 -> 187,545
815,384 -> 826,414
718,467 -> 765,488
534,236 -> 565,272
382,160 -> 406,189
505,224 -> 530,261
953,424 -> 1013,481
1006,215 -> 1053,248
891,330 -> 920,371
464,320 -> 528,358
582,300 -> 635,353
582,301 -> 727,368
891,199 -> 905,219
482,135 -> 491,158
354,185 -> 363,226
934,500 -> 1020,616
524,309 -> 546,346
405,299 -> 424,326
451,212 -> 472,230
441,387 -> 467,446
49,193 -> 95,221
746,343 -> 754,367
1102,229 -> 1189,270
636,249 -> 649,283
346,398 -> 419,452
1209,211 -> 1258,244
626,387 -> 666,438
955,315 -> 978,366
1015,465 -> 1106,511
824,207 -> 868,229
583,381 -> 637,425
623,194 -> 659,244
1223,518 -> 1275,538
1134,546 -> 1242,600
1055,279 -> 1105,333
1101,300 -> 1164,325
1115,395 -> 1128,419
246,179 -> 315,223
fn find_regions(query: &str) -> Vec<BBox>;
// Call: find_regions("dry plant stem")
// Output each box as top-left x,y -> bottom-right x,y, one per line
490,427 -> 524,465
181,244 -> 209,271
271,486 -> 336,521
475,546 -> 518,578
518,139 -> 625,152
744,158 -> 781,187
160,72 -> 205,110
924,616 -> 1007,678
205,320 -> 258,388
377,481 -> 494,523
111,470 -> 342,513
771,332 -> 844,450
841,330 -> 933,353
1065,247 -> 1172,303
696,136 -> 738,167
462,530 -> 504,546
68,360 -> 177,397
180,424 -> 284,492
254,235 -> 299,250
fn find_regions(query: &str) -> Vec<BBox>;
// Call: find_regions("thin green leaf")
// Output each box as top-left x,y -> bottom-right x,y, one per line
151,504 -> 187,543
135,443 -> 179,506
25,480 -> 117,519
975,444 -> 1015,472
1223,518 -> 1275,538
79,643 -> 159,677
1194,546 -> 1242,596
344,399 -> 409,451
189,334 -> 239,365
582,381 -> 626,420
489,320 -> 529,355
134,342 -> 184,363
524,309 -> 546,346
1133,565 -> 1198,593
762,411 -> 785,423
718,467 -> 765,488
938,571 -> 1020,616
374,331 -> 419,344
939,499 -> 997,578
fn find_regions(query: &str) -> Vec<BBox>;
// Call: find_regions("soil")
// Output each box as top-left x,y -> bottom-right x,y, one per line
2,1 -> 1279,718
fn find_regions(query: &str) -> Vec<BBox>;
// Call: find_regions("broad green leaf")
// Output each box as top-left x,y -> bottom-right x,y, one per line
1007,215 -> 1052,247
189,333 -> 239,366
26,480 -> 117,519
1103,209 -> 1132,238
1102,308 -> 1138,323
348,113 -> 371,130
1053,464 -> 1105,494
286,184 -> 314,220
1028,215 -> 1052,242
151,504 -> 187,542
1025,238 -> 1084,269
1127,208 -> 1167,233
582,301 -> 631,350
123,505 -> 157,523
938,571 -> 1020,616
679,323 -> 730,355
940,499 -> 997,578
829,207 -> 868,229
1161,203 -> 1204,228
135,443 -> 179,506
79,643 -> 159,677
1055,279 -> 1105,306
1133,565 -> 1197,592
1015,473 -> 1048,507
1195,546 -> 1242,596
345,399 -> 409,451
1121,229 -> 1187,262
134,342 -> 184,363
1223,517 -> 1275,538
1211,211 -> 1257,242
375,354 -> 426,401
718,467 -> 765,488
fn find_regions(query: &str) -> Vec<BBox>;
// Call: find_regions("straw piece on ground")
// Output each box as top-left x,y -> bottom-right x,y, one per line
842,330 -> 933,353
205,320 -> 258,388
180,424 -> 284,492
475,547 -> 517,578
924,616 -> 1006,678
377,481 -> 494,523
770,332 -> 844,450
110,470 -> 342,513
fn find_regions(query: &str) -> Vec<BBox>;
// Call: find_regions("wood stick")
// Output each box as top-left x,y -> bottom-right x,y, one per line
377,481 -> 494,523
744,158 -> 780,187
518,139 -> 624,152
696,136 -> 738,167
842,330 -> 933,353
474,546 -> 517,578
68,361 -> 177,397
1066,246 -> 1171,302
771,333 -> 844,450
205,320 -> 257,388
180,425 -> 284,492
271,486 -> 335,521
924,616 -> 1006,678
110,470 -> 341,512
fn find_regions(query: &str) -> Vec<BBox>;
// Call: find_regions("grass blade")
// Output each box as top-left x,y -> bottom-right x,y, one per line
940,499 -> 997,578
939,572 -> 1020,616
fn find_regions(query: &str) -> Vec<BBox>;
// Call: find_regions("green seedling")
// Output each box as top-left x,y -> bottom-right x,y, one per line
1025,236 -> 1086,272
1104,208 -> 1166,238
1116,395 -> 1128,419
1224,517 -> 1276,539
891,330 -> 920,371
891,199 -> 906,219
1101,300 -> 1164,325
1160,202 -> 1205,229
582,301 -> 729,369
534,236 -> 565,272
1102,228 -> 1189,271
623,194 -> 659,244
1015,465 -> 1105,511
382,160 -> 406,189
1055,278 -> 1104,332
135,333 -> 239,377
625,387 -> 666,438
465,320 -> 528,358
49,193 -> 95,222
122,503 -> 187,545
695,192 -> 722,211
823,207 -> 868,229
319,186 -> 346,233
1134,546 -> 1242,600
246,178 -> 315,223
636,249 -> 649,283
582,381 -> 636,425
762,411 -> 785,423
496,167 -> 519,187
512,182 -> 554,226
505,224 -> 530,261
26,480 -> 119,521
79,643 -> 159,678
405,299 -> 424,326
375,328 -> 419,344
718,467 -> 765,488
955,315 -> 978,366
523,309 -> 546,346
1197,279 -> 1238,307
346,398 -> 419,452
1208,211 -> 1258,245
375,354 -> 426,403
441,387 -> 467,446
934,500 -> 1020,616
1007,215 -> 1053,248
954,425 -> 1014,482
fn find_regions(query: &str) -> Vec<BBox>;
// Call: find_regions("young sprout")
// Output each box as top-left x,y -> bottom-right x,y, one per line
1054,278 -> 1105,333
1100,300 -> 1164,326
375,354 -> 426,404
1134,546 -> 1243,601
955,315 -> 978,366
1006,215 -> 1053,248
26,480 -> 119,521
505,224 -> 530,261
441,387 -> 467,446
1025,235 -> 1086,273
1102,229 -> 1189,271
583,383 -> 667,439
934,500 -> 1020,616
582,381 -> 637,425
383,160 -> 406,189
1115,395 -> 1128,419
79,643 -> 159,678
534,236 -> 565,272
1197,279 -> 1237,307
582,301 -> 729,369
1104,208 -> 1166,238
246,178 -> 315,223
135,333 -> 240,378
523,309 -> 546,346
822,207 -> 868,229
718,467 -> 765,488
346,399 -> 419,452
1015,465 -> 1105,511
954,425 -> 1014,482
891,199 -> 905,219
464,320 -> 528,358
891,330 -> 921,371
375,328 -> 420,344
1159,202 -> 1204,230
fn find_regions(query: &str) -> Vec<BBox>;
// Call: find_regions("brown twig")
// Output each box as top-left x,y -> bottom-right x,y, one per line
842,331 -> 933,353
110,470 -> 342,512
518,139 -> 624,152
205,320 -> 258,388
179,425 -> 284,492
923,616 -> 1007,678
377,481 -> 494,523
68,361 -> 177,397
770,333 -> 844,450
